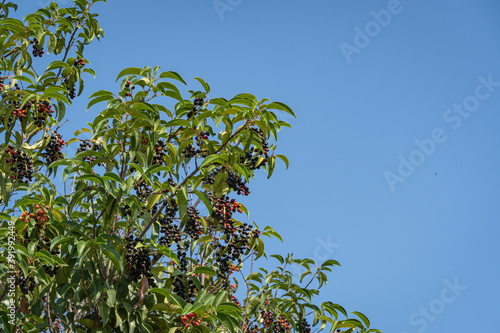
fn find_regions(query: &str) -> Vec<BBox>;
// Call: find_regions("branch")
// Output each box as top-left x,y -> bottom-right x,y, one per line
56,29 -> 78,79
242,252 -> 255,324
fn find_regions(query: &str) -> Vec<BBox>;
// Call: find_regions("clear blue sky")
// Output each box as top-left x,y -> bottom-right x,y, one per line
18,0 -> 500,332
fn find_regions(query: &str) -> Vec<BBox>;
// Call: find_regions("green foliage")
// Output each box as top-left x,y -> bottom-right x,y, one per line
0,1 -> 381,332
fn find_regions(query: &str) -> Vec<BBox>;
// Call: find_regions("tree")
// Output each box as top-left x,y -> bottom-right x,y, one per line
0,1 -> 382,332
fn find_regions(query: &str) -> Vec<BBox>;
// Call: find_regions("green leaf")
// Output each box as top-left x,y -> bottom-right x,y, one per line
193,77 -> 210,94
266,101 -> 295,118
193,190 -> 212,215
159,71 -> 186,84
46,60 -> 72,72
276,154 -> 289,169
87,94 -> 114,110
116,67 -> 142,81
47,33 -> 57,54
199,155 -> 227,169
270,254 -> 284,265
352,311 -> 370,328
156,246 -> 180,266
164,119 -> 190,128
217,302 -> 243,313
193,266 -> 216,276
49,236 -> 73,251
215,313 -> 234,333
103,248 -> 123,273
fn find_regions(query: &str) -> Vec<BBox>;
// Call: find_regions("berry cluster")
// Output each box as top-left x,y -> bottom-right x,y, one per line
64,77 -> 76,99
152,140 -> 167,165
43,133 -> 65,164
124,234 -> 155,286
185,206 -> 203,240
196,131 -> 209,141
300,318 -> 311,333
76,140 -> 102,164
43,264 -> 59,277
252,127 -> 269,153
134,180 -> 153,201
204,169 -> 250,196
5,145 -> 33,183
19,276 -> 35,294
240,127 -> 270,170
158,200 -> 179,247
182,143 -> 199,159
172,246 -> 196,302
193,131 -> 210,157
0,76 -> 5,89
209,194 -> 258,278
124,80 -> 134,97
211,196 -> 242,225
73,58 -> 85,67
122,204 -> 132,218
187,97 -> 203,118
226,170 -> 250,195
258,311 -> 291,333
11,100 -> 28,121
19,205 -> 49,227
3,94 -> 30,127
231,294 -> 241,308
34,100 -> 54,127
31,38 -> 44,57
180,313 -> 200,328
53,318 -> 63,332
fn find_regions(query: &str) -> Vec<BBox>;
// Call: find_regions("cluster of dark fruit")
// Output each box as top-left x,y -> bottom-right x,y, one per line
64,77 -> 76,99
187,97 -> 203,118
134,179 -> 153,205
153,140 -> 167,165
11,99 -> 28,121
211,196 -> 242,225
0,76 -> 5,89
124,80 -> 134,97
124,234 -> 155,286
5,145 -> 33,183
185,206 -> 203,240
134,180 -> 160,216
300,318 -> 311,333
214,241 -> 247,279
215,199 -> 260,244
76,140 -> 102,164
158,199 -> 179,247
211,196 -> 258,278
2,93 -> 26,127
34,100 -> 54,127
204,169 -> 250,196
43,133 -> 65,164
43,264 -> 59,277
182,144 -> 199,159
122,204 -> 132,217
231,294 -> 241,308
75,140 -> 102,165
19,276 -> 36,294
73,58 -> 85,67
31,38 -> 44,57
172,246 -> 197,302
257,311 -> 291,333
226,170 -> 250,195
196,131 -> 210,141
240,127 -> 270,170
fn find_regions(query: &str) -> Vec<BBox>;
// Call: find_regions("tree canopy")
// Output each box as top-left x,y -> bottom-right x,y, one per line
0,1 -> 381,332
